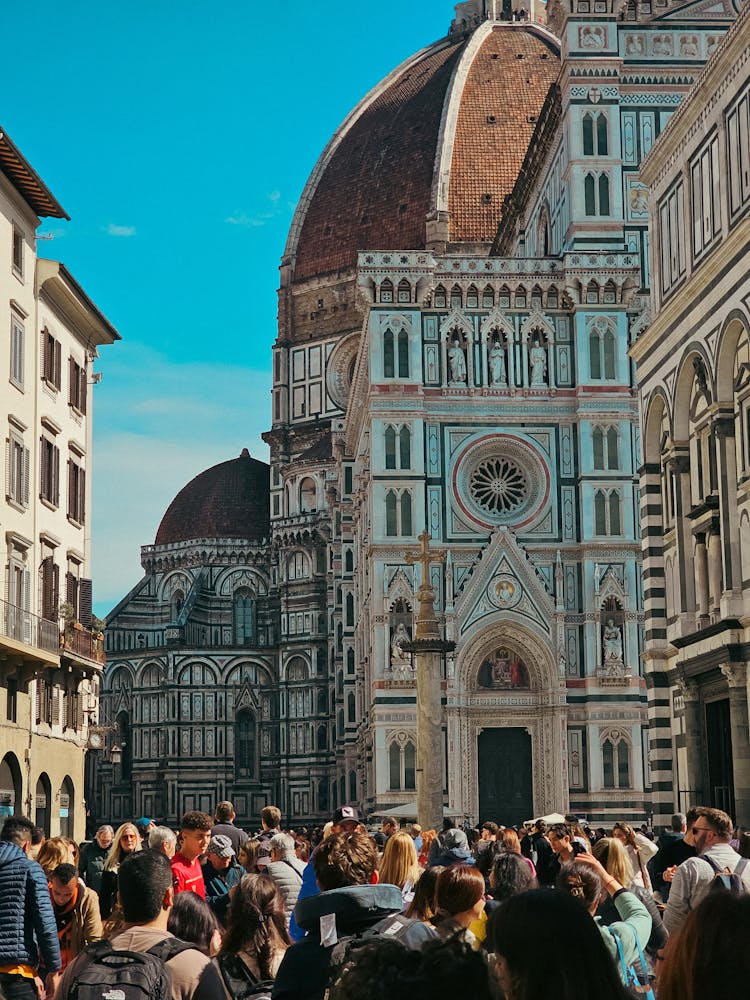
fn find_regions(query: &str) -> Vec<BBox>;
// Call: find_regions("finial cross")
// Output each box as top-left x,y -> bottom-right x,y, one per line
405,530 -> 445,586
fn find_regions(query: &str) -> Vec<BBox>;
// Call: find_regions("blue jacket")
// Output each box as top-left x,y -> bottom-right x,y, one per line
0,840 -> 61,971
289,855 -> 319,942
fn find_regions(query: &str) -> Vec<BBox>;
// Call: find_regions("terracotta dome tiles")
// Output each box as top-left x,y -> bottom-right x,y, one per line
155,451 -> 270,546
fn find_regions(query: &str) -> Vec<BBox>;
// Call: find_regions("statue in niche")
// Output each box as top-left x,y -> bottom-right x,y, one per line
603,619 -> 624,666
448,338 -> 467,384
390,622 -> 411,666
489,338 -> 507,387
478,648 -> 530,689
529,339 -> 547,386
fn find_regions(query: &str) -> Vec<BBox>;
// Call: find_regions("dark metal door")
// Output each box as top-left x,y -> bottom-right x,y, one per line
705,698 -> 735,818
478,727 -> 533,826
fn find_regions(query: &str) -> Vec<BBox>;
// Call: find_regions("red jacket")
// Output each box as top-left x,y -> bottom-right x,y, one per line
170,853 -> 205,897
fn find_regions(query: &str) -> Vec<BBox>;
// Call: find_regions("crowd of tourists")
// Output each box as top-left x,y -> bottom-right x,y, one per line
1,801 -> 749,999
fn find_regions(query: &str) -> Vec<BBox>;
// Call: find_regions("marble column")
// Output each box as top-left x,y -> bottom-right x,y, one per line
678,677 -> 705,804
694,533 -> 709,625
713,415 -> 741,592
721,664 -> 750,826
708,529 -> 723,616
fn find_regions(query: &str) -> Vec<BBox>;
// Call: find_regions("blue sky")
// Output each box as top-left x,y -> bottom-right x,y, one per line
1,1 -> 451,615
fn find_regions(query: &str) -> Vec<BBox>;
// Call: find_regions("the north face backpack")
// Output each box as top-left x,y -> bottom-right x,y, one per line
704,855 -> 750,895
68,937 -> 194,1000
215,952 -> 275,1000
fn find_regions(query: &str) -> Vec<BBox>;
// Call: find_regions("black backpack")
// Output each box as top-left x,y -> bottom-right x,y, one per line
704,854 -> 750,895
215,953 -> 275,1000
68,937 -> 194,1000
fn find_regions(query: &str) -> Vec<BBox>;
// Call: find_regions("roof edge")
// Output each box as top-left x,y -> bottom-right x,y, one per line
37,258 -> 121,346
0,127 -> 69,220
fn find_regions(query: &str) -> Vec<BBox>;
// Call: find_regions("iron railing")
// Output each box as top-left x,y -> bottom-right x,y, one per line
0,597 -> 59,654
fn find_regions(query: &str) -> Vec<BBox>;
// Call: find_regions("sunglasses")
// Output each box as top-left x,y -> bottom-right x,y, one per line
691,826 -> 711,835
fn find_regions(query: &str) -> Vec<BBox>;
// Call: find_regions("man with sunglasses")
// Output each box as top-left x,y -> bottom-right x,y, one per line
663,806 -> 750,934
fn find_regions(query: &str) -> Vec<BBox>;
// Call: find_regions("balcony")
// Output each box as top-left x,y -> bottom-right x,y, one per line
60,623 -> 106,667
0,597 -> 60,665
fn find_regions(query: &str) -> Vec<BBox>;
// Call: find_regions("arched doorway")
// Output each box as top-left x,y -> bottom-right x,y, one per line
59,776 -> 74,838
0,753 -> 22,818
35,772 -> 52,836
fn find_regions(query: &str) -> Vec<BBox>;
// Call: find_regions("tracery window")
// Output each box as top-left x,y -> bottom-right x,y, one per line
385,425 -> 411,470
602,733 -> 630,789
383,329 -> 409,379
234,588 -> 254,644
235,709 -> 256,778
594,489 -> 622,536
584,172 -> 610,216
589,322 -> 617,380
385,489 -> 413,536
593,426 -> 620,470
388,738 -> 416,791
582,112 -> 608,156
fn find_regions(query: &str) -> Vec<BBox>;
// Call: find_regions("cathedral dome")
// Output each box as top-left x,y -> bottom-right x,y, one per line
286,20 -> 559,282
155,449 -> 270,546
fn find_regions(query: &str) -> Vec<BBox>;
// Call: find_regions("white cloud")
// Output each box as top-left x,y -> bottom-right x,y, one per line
106,223 -> 137,237
91,345 -> 270,616
225,191 -> 287,228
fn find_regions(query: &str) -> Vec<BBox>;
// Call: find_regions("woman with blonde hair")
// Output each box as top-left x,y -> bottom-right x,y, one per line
498,828 -> 536,878
593,836 -> 667,971
36,837 -> 75,877
611,821 -> 657,892
99,822 -> 141,919
379,830 -> 421,903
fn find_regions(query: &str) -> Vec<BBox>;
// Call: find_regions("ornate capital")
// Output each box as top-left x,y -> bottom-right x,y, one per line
675,672 -> 700,701
720,663 -> 747,689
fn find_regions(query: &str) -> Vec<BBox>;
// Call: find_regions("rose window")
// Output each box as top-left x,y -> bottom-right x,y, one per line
453,434 -> 549,528
469,458 -> 528,515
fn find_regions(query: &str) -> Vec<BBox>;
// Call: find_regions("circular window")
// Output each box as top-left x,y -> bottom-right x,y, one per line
453,435 -> 549,528
470,457 -> 528,515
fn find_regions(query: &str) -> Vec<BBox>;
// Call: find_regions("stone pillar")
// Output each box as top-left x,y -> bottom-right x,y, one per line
708,529 -> 723,615
721,664 -> 750,826
402,532 -> 454,832
714,415 -> 741,592
678,677 -> 705,805
694,533 -> 709,625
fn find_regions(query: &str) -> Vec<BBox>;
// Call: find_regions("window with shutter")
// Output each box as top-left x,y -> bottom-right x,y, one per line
36,678 -> 44,725
51,686 -> 60,726
79,578 -> 93,629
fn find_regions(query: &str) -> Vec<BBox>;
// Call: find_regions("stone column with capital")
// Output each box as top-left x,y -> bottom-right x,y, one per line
708,529 -> 723,616
677,675 -> 705,805
694,534 -> 709,626
721,664 -> 750,826
402,531 -> 455,832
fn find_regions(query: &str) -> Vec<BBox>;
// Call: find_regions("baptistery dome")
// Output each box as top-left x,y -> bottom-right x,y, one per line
155,448 -> 270,545
286,20 -> 560,284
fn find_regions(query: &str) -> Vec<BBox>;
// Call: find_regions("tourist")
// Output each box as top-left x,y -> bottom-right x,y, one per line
36,836 -> 76,878
428,828 -> 475,868
612,822 -> 658,892
663,806 -> 750,934
657,892 -> 750,998
651,809 -> 697,902
405,865 -> 444,923
487,851 -> 536,908
432,866 -> 485,946
529,820 -> 554,884
201,835 -> 243,923
99,822 -> 141,919
238,838 -> 260,874
497,828 -> 536,878
149,825 -> 178,859
592,837 -> 667,971
492,889 -> 631,999
135,817 -> 155,848
0,815 -> 60,1000
211,801 -> 248,854
55,849 -> 226,1000
172,811 -> 212,897
215,874 -> 290,996
418,828 -> 437,868
266,832 -> 306,928
273,831 -> 434,1000
29,824 -> 46,861
167,890 -> 222,956
78,825 -> 113,896
47,863 -> 103,971
255,805 -> 282,871
557,852 -> 652,982
379,830 -> 421,905
381,816 -> 398,840
410,823 -> 423,853
545,822 -> 587,885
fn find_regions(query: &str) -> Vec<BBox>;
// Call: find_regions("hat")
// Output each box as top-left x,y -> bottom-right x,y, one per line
443,828 -> 469,850
332,805 -> 360,826
135,817 -> 152,834
207,834 -> 235,858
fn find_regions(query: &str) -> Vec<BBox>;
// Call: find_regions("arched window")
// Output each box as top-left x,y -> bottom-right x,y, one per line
585,174 -> 596,216
0,753 -> 22,816
385,426 -> 397,469
383,329 -> 395,378
171,589 -> 184,621
234,589 -> 254,644
349,770 -> 357,802
345,549 -> 354,573
583,112 -> 608,155
609,491 -> 621,534
116,711 -> 132,780
466,285 -> 479,308
337,709 -> 344,737
347,647 -> 355,674
590,330 -> 602,380
598,174 -> 610,216
35,773 -> 52,837
597,113 -> 608,155
404,742 -> 416,790
434,285 -> 447,308
386,490 -> 398,536
593,428 -> 605,470
594,490 -> 622,535
318,779 -> 329,813
397,279 -> 411,304
299,478 -> 316,513
235,709 -> 256,778
347,691 -> 356,723
400,491 -> 413,536
482,285 -> 494,308
345,593 -> 354,627
590,324 -> 617,381
317,724 -> 327,750
389,742 -> 401,790
450,284 -> 462,308
399,427 -> 411,469
583,113 -> 594,156
595,490 -> 608,535
59,776 -> 74,838
288,552 -> 308,580
317,688 -> 328,714
607,427 -> 619,469
397,329 -> 409,378
602,739 -> 615,789
593,427 -> 619,470
603,328 -> 616,379
380,279 -> 394,303
602,735 -> 630,789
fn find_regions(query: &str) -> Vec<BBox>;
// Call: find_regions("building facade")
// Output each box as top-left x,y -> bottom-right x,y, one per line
100,0 -> 742,826
632,4 -> 750,827
0,128 -> 119,840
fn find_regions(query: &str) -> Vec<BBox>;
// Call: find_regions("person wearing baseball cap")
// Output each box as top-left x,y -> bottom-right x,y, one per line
288,805 -> 362,942
201,834 -> 243,925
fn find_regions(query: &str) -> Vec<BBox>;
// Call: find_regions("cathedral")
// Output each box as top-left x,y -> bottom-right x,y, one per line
97,0 -> 744,829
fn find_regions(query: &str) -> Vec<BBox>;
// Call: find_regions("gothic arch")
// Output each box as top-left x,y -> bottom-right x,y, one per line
215,566 -> 269,597
716,310 -> 750,403
456,619 -> 559,693
643,389 -> 671,464
157,570 -> 193,605
672,344 -> 714,441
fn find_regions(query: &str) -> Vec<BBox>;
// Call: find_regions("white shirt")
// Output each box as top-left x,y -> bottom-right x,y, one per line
663,842 -> 750,934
